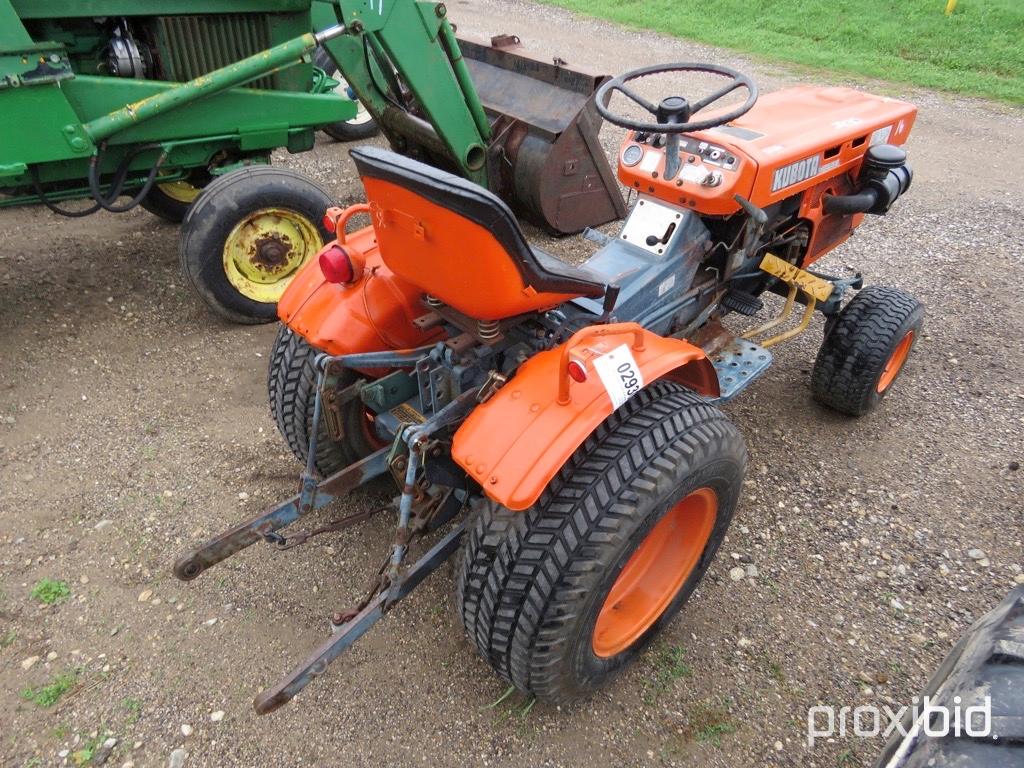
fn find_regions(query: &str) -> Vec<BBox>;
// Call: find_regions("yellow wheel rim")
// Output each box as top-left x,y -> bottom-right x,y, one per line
222,208 -> 323,304
158,180 -> 203,204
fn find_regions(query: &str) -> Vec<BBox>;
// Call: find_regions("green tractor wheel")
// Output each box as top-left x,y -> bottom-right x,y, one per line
179,166 -> 332,324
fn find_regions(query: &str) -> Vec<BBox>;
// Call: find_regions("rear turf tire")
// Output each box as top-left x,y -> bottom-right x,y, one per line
268,325 -> 377,477
872,586 -> 1024,767
811,286 -> 924,417
455,382 -> 746,702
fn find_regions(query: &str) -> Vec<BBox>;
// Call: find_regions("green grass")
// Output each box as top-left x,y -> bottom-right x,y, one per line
21,671 -> 77,708
696,720 -> 737,746
537,0 -> 1024,103
121,697 -> 142,724
761,653 -> 786,685
643,644 -> 692,703
30,578 -> 70,605
686,702 -> 737,746
70,732 -> 106,766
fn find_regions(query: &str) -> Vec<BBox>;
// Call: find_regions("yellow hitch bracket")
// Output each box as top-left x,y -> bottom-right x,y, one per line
741,254 -> 834,348
758,253 -> 835,303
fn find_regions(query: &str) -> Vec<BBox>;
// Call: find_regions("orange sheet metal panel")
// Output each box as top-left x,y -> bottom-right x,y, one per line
452,326 -> 717,512
617,86 -> 917,217
277,224 -> 442,368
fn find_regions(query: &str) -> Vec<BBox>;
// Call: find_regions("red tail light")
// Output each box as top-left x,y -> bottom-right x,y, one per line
567,359 -> 588,383
319,245 -> 355,284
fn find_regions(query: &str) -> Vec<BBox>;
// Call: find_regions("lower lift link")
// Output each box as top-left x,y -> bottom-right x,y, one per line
171,353 -> 480,714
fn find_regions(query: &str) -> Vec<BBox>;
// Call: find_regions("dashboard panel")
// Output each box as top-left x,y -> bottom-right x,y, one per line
616,130 -> 756,217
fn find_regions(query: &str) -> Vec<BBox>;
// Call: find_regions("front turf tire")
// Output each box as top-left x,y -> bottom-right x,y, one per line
455,381 -> 747,703
811,286 -> 924,416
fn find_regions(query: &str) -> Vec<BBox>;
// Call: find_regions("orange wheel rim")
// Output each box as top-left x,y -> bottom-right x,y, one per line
876,330 -> 915,393
592,487 -> 718,658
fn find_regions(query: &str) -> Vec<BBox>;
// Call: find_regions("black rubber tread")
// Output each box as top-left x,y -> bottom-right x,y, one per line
179,166 -> 332,325
267,325 -> 363,477
140,171 -> 211,224
314,49 -> 380,142
873,586 -> 1024,768
721,288 -> 764,316
811,285 -> 924,417
139,185 -> 193,224
455,381 -> 747,702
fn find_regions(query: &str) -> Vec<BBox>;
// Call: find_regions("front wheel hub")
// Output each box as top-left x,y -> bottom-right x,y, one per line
223,208 -> 322,304
158,180 -> 202,204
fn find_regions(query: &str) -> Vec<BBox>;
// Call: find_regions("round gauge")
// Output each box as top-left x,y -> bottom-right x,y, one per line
621,144 -> 644,167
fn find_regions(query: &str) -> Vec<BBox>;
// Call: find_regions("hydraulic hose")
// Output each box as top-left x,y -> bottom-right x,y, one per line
87,143 -> 168,213
31,143 -> 169,217
29,167 -> 102,218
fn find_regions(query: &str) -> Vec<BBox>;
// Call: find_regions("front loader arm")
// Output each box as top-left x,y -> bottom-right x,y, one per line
312,0 -> 489,184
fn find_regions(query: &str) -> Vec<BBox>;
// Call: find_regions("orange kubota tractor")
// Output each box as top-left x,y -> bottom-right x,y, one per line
174,62 -> 923,713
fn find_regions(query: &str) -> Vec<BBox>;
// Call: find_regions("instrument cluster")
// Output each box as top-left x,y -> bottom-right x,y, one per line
617,130 -> 752,216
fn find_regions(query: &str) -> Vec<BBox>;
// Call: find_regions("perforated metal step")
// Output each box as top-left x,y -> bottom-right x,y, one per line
711,338 -> 773,402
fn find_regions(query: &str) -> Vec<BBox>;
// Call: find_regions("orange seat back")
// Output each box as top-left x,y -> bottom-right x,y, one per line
352,148 -> 604,322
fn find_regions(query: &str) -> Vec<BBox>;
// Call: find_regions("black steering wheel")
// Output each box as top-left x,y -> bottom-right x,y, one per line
595,63 -> 758,134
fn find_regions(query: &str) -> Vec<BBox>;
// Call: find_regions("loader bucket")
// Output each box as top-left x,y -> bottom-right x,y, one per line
459,35 -> 626,234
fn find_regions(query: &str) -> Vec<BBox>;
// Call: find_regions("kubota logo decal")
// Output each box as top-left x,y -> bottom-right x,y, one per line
771,155 -> 821,192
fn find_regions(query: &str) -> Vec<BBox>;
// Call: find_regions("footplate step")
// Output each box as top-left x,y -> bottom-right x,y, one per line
711,338 -> 773,402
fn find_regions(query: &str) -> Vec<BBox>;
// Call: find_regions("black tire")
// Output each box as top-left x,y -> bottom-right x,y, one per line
811,286 -> 924,417
179,166 -> 332,324
268,325 -> 380,477
139,174 -> 209,223
455,381 -> 747,702
140,185 -> 192,223
872,586 -> 1024,768
314,50 -> 380,142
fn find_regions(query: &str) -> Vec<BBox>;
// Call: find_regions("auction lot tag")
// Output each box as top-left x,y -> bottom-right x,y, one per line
592,344 -> 644,409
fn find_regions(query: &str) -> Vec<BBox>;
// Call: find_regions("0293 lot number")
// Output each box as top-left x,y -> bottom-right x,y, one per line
592,344 -> 645,409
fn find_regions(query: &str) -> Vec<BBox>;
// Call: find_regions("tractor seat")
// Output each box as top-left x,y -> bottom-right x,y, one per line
350,146 -> 606,322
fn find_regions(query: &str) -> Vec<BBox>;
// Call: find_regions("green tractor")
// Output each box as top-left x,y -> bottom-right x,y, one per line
0,0 -> 624,322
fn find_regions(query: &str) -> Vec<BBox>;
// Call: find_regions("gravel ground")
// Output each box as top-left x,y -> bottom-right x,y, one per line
1,2 -> 1022,767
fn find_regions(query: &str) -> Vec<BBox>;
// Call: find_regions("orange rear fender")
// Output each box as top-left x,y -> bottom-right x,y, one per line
277,223 -> 443,373
451,323 -> 719,511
